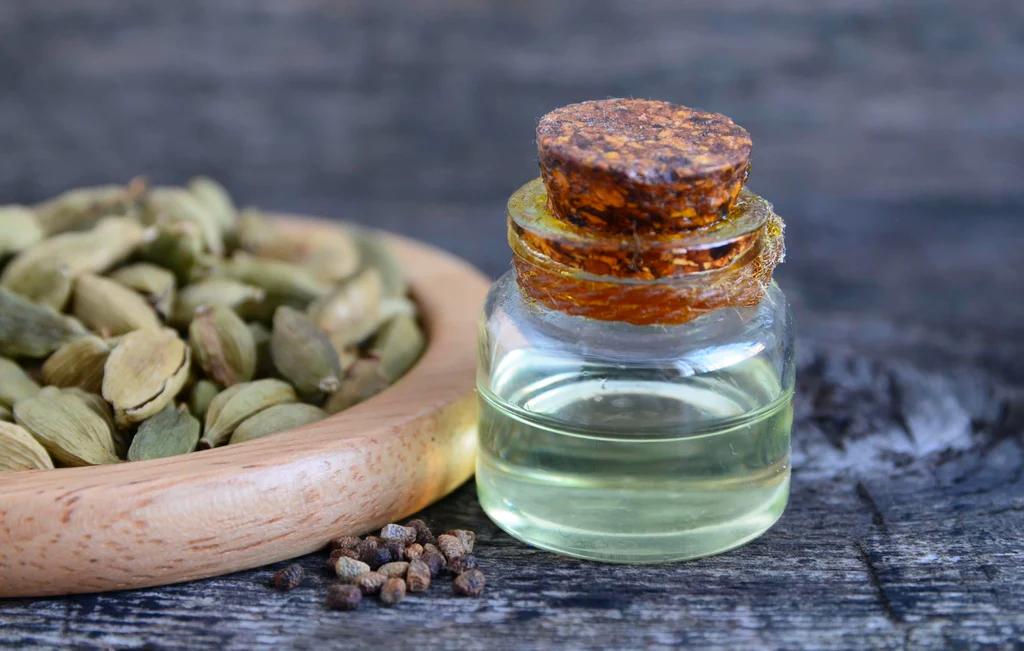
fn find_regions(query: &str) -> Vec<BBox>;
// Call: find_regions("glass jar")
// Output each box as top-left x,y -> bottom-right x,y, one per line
475,99 -> 795,563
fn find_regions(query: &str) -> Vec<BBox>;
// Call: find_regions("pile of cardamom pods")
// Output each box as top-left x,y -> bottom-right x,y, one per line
0,177 -> 424,471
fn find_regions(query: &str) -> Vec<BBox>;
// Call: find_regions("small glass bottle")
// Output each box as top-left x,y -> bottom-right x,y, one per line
476,99 -> 795,563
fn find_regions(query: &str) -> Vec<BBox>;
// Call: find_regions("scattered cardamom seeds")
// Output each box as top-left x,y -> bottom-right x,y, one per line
271,564 -> 304,592
376,562 -> 410,579
447,555 -> 478,575
353,571 -> 387,595
330,535 -> 362,551
189,305 -> 257,387
200,378 -> 297,448
404,543 -> 424,561
127,404 -> 201,461
325,584 -> 362,611
453,569 -> 485,597
333,556 -> 371,582
437,534 -> 467,562
445,529 -> 476,553
0,421 -> 55,471
407,519 -> 437,546
380,524 -> 417,545
228,403 -> 327,445
406,559 -> 431,592
379,578 -> 406,607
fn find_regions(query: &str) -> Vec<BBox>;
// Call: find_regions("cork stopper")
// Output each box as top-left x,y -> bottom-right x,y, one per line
537,99 -> 752,235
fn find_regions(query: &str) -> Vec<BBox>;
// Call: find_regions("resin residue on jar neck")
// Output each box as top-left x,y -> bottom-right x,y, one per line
507,98 -> 786,327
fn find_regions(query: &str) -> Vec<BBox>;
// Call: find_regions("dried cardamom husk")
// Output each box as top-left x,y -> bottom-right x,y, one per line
188,379 -> 221,420
137,220 -> 205,285
370,314 -> 426,383
187,176 -> 237,233
0,405 -> 12,422
270,306 -> 345,400
73,274 -> 162,336
0,206 -> 44,258
353,227 -> 408,298
32,179 -> 145,236
229,403 -> 327,445
216,254 -> 329,321
201,378 -> 297,448
109,263 -> 177,320
172,278 -> 265,327
0,287 -> 89,358
0,421 -> 55,471
307,269 -> 384,349
0,356 -> 42,408
14,386 -> 120,466
236,210 -> 359,284
189,305 -> 256,387
144,187 -> 224,257
102,328 -> 191,428
1,216 -> 153,307
324,358 -> 391,414
41,335 -> 112,393
127,404 -> 201,461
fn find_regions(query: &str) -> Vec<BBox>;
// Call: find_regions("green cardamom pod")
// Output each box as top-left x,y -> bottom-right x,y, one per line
229,403 -> 327,445
201,378 -> 297,449
186,176 -> 237,233
14,386 -> 120,466
188,379 -> 221,420
109,263 -> 177,321
324,358 -> 391,414
102,328 -> 191,428
1,216 -> 153,307
41,335 -> 112,394
0,206 -> 44,258
32,179 -> 146,236
127,404 -> 201,461
271,306 -> 346,400
60,387 -> 123,458
370,314 -> 426,383
189,305 -> 256,387
247,322 -> 275,378
172,278 -> 265,327
0,421 -> 55,471
73,274 -> 163,336
136,221 -> 205,285
144,187 -> 225,257
217,254 -> 329,321
0,356 -> 42,408
0,287 -> 89,358
353,226 -> 408,298
308,269 -> 385,349
236,210 -> 359,284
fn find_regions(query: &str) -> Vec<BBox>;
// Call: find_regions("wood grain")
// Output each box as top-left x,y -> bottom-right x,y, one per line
0,219 -> 490,598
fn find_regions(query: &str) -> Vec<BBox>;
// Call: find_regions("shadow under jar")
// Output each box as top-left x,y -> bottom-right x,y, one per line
477,99 -> 795,563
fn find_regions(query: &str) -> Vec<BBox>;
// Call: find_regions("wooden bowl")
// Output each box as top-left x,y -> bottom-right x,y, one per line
0,217 -> 491,597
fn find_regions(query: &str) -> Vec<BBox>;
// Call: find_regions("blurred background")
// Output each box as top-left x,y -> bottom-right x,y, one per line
2,0 -> 1022,334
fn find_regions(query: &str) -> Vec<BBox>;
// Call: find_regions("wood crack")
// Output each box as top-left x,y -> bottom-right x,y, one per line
855,540 -> 903,626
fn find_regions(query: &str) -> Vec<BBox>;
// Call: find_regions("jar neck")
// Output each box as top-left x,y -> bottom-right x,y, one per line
507,178 -> 785,326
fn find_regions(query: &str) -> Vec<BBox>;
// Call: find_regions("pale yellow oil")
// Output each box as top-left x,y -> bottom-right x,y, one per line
476,351 -> 792,563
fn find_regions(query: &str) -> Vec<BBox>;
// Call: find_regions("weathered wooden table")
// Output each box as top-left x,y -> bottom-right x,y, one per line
0,1 -> 1021,648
